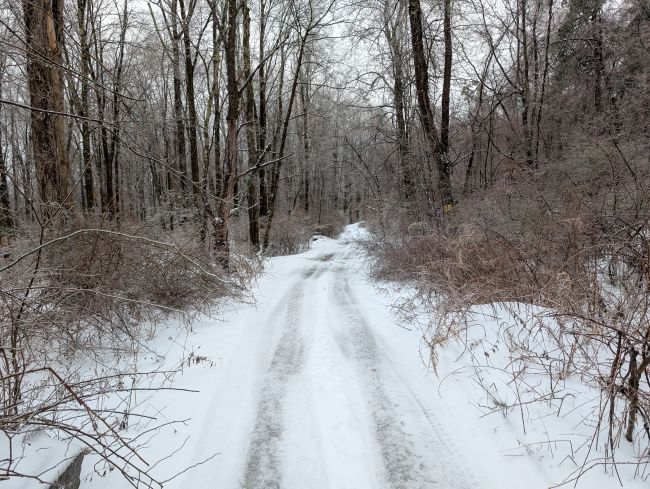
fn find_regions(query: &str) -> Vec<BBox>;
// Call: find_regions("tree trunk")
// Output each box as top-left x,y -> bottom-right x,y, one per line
407,0 -> 454,209
22,0 -> 73,213
77,0 -> 95,211
257,0 -> 269,217
534,0 -> 553,161
243,4 -> 260,250
171,0 -> 187,201
10,113 -> 30,220
593,10 -> 604,113
440,0 -> 452,155
520,0 -> 534,166
98,94 -> 113,214
209,0 -> 222,200
624,349 -> 650,442
394,62 -> 412,200
0,123 -> 12,239
199,7 -> 221,244
384,0 -> 413,201
109,0 -> 128,218
179,0 -> 201,206
215,0 -> 240,265
299,62 -> 310,213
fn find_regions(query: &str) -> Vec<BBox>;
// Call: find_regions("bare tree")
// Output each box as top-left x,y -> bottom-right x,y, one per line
214,0 -> 240,264
407,0 -> 454,210
22,0 -> 73,212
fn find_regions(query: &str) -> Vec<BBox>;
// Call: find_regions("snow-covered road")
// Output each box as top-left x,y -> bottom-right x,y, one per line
72,224 -> 645,489
173,225 -> 474,489
235,232 -> 475,489
3,225 -> 488,489
129,223 -> 486,489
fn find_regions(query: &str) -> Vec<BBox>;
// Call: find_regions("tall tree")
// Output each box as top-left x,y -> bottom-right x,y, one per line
299,57 -> 311,213
215,0 -> 240,264
168,0 -> 189,201
383,0 -> 413,199
178,0 -> 201,206
76,0 -> 95,211
440,0 -> 452,156
407,0 -> 454,209
22,0 -> 73,212
257,0 -> 270,218
0,66 -> 12,239
0,110 -> 11,240
243,3 -> 261,250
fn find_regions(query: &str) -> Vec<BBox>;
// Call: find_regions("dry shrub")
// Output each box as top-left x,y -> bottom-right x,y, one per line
370,230 -> 547,304
0,214 -> 257,485
368,135 -> 650,476
373,134 -> 650,304
2,217 -> 255,352
51,221 -> 243,310
265,213 -> 312,256
265,209 -> 346,256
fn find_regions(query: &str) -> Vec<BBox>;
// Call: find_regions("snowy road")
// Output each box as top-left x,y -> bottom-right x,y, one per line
76,224 -> 505,489
48,224 -> 650,489
188,226 -> 480,489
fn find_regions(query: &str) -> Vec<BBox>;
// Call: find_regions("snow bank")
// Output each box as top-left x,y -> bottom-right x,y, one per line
429,302 -> 649,488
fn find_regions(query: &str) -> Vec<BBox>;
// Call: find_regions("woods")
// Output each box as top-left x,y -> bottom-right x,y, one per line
0,0 -> 649,485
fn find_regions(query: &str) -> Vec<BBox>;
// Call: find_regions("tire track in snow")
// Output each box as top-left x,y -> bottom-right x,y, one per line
331,270 -> 475,489
240,267 -> 315,489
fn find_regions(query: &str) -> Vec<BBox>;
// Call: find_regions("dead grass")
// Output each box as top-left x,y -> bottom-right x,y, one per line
0,214 -> 258,485
367,136 -> 650,471
264,209 -> 346,256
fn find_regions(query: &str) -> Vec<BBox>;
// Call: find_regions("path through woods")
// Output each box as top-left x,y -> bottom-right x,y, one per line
78,225 -> 501,489
63,225 -> 648,489
184,225 -> 478,488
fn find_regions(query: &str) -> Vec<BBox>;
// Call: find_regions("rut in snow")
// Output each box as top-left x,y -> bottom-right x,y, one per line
240,245 -> 477,489
331,269 -> 475,489
242,270 -> 311,488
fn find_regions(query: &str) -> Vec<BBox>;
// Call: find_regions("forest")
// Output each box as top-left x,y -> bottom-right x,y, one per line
0,0 -> 649,486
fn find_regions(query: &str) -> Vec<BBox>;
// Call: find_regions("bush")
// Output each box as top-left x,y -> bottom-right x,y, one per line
0,215 -> 256,485
367,135 -> 650,478
264,210 -> 346,256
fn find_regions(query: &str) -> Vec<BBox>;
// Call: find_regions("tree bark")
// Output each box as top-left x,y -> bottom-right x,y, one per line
0,123 -> 12,238
208,0 -> 222,200
257,0 -> 269,217
243,4 -> 260,250
534,0 -> 553,161
299,61 -> 310,213
171,0 -> 188,200
179,0 -> 201,206
520,0 -> 534,166
215,0 -> 240,265
77,0 -> 95,211
384,0 -> 413,200
407,0 -> 454,209
440,0 -> 452,155
22,0 -> 73,213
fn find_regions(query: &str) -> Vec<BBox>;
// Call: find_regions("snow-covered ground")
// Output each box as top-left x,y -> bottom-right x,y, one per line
6,223 -> 647,488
